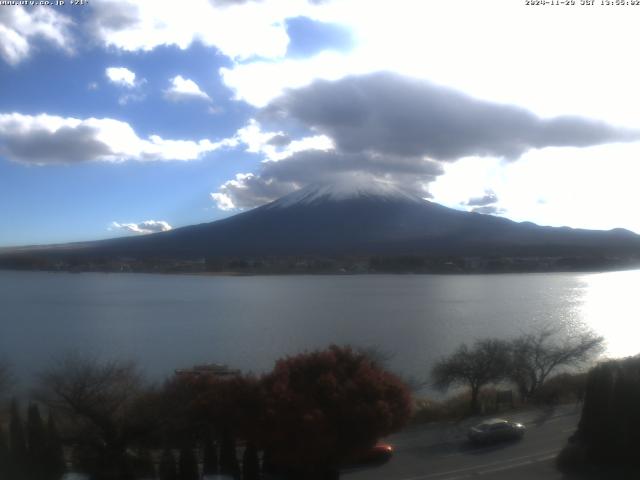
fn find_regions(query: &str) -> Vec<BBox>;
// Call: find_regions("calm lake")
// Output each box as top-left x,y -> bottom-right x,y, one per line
0,269 -> 638,390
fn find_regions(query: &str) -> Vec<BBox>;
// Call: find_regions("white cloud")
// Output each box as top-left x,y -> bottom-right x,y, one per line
429,143 -> 640,233
164,75 -> 211,102
0,113 -> 238,165
105,67 -> 137,88
110,220 -> 173,235
87,0 -> 318,60
208,120 -> 334,210
210,192 -> 236,211
211,172 -> 298,210
0,6 -> 73,65
221,51 -> 367,107
235,119 -> 333,161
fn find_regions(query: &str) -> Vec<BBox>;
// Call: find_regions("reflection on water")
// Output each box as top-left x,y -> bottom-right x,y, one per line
578,269 -> 640,359
0,269 -> 638,388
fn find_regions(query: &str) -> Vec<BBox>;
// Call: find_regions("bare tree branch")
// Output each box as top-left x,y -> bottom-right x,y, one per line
508,326 -> 604,401
34,352 -> 156,468
431,339 -> 511,412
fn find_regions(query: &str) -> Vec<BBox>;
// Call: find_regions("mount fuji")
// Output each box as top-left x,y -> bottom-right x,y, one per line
3,181 -> 640,270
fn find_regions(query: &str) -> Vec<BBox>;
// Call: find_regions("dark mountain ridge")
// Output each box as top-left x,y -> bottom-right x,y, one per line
2,183 -> 640,272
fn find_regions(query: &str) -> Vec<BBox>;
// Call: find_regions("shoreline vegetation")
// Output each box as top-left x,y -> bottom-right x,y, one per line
0,346 -> 413,480
0,330 -> 631,479
1,253 -> 640,276
0,327 -> 609,475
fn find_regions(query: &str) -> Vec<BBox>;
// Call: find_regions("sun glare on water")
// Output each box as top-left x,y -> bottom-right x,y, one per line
578,269 -> 640,360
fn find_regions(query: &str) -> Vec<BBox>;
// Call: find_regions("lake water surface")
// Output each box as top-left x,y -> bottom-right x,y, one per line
0,270 -> 638,389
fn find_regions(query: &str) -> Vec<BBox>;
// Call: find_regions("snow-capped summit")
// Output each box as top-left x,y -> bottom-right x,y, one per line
267,178 -> 425,209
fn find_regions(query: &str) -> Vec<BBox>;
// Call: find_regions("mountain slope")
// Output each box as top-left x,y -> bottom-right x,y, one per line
10,182 -> 639,262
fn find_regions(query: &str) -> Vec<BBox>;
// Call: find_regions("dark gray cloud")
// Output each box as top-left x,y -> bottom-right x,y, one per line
262,72 -> 640,161
89,1 -> 140,31
0,114 -> 232,165
212,173 -> 297,210
471,205 -> 505,215
266,134 -> 292,147
262,150 -> 442,184
1,125 -> 111,165
465,190 -> 498,207
214,71 -> 640,210
212,149 -> 440,209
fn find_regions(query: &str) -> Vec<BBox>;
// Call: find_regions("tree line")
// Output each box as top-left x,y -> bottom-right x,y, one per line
0,326 -> 605,480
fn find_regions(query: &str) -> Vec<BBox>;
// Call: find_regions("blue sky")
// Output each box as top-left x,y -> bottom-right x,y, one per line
2,0 -> 640,246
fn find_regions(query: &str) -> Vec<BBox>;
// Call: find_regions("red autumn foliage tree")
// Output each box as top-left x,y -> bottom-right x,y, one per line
259,345 -> 412,473
166,346 -> 412,478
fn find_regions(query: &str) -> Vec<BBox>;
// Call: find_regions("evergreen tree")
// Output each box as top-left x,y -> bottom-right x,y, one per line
158,448 -> 178,480
0,423 -> 10,480
44,413 -> 66,480
178,446 -> 199,480
201,438 -> 218,475
9,399 -> 28,479
242,442 -> 260,480
219,428 -> 240,478
27,403 -> 47,479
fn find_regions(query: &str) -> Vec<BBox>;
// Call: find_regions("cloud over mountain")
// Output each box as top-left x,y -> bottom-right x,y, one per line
211,149 -> 441,210
465,190 -> 498,207
212,72 -> 640,210
471,205 -> 505,215
262,72 -> 640,161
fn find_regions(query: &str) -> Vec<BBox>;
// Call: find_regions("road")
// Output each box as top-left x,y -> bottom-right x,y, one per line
344,404 -> 581,480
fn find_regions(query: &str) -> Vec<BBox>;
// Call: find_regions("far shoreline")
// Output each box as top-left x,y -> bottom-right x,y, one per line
2,263 -> 640,277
